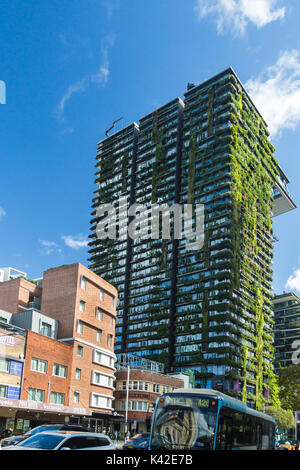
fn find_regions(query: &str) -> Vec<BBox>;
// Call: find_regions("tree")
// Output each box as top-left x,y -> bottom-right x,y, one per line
278,365 -> 300,411
265,406 -> 295,430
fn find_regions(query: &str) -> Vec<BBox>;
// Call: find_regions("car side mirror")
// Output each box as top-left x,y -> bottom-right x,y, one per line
60,447 -> 71,450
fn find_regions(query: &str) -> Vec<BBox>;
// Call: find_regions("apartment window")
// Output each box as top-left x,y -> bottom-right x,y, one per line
81,276 -> 87,290
74,391 -> 80,404
96,308 -> 103,321
75,368 -> 81,380
50,391 -> 65,405
94,350 -> 102,364
77,345 -> 83,357
40,322 -> 52,338
153,384 -> 160,393
0,358 -> 9,373
91,393 -> 112,409
0,385 -> 7,397
93,371 -> 102,385
53,363 -> 67,378
110,317 -> 114,327
28,388 -> 44,403
111,296 -> 115,308
79,300 -> 86,312
31,358 -> 47,374
77,320 -> 83,334
107,334 -> 113,347
99,289 -> 104,301
97,330 -> 102,342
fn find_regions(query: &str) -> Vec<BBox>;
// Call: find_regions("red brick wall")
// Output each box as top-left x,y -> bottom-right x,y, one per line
40,263 -> 118,412
0,278 -> 42,313
22,331 -> 72,404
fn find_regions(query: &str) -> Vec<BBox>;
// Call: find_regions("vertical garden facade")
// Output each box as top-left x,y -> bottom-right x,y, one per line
89,68 -> 295,409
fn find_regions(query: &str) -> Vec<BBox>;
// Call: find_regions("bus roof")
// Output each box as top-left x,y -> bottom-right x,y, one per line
168,389 -> 275,423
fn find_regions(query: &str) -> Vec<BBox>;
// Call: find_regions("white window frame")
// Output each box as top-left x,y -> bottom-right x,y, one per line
30,357 -> 47,374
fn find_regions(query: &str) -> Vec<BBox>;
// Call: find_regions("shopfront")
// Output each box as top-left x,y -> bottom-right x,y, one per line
0,397 -> 91,435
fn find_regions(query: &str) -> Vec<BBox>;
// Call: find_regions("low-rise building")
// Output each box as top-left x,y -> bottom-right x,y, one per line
0,321 -> 26,436
0,263 -> 121,435
114,354 -> 185,436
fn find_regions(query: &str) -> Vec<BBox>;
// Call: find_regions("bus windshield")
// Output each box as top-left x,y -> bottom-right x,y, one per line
150,394 -> 218,450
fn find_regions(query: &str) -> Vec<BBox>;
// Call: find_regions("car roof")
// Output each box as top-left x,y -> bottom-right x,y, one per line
33,431 -> 110,438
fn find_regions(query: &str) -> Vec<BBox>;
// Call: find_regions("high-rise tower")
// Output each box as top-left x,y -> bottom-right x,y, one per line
89,68 -> 296,409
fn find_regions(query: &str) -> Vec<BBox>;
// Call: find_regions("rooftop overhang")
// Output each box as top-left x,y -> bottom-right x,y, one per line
272,181 -> 297,217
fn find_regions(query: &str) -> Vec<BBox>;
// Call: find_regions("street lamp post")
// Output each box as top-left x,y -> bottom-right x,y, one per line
125,365 -> 130,438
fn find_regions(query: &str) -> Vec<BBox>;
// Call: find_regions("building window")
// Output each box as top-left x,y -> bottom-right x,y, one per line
53,364 -> 67,378
120,400 -> 147,411
50,392 -> 65,405
111,296 -> 115,308
107,334 -> 113,347
77,320 -> 83,334
28,388 -> 44,403
81,276 -> 87,290
153,384 -> 160,393
31,358 -> 47,374
90,393 -> 112,409
79,300 -> 86,312
0,385 -> 7,397
99,289 -> 104,301
96,308 -> 103,321
75,368 -> 81,380
40,322 -> 52,338
92,372 -> 113,388
77,345 -> 83,357
94,350 -> 102,364
74,392 -> 80,404
0,358 -> 10,373
97,330 -> 102,342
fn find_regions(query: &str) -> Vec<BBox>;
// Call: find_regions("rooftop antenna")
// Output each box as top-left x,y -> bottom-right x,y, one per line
105,117 -> 123,137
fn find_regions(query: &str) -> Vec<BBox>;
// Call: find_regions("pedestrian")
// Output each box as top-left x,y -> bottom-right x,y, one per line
114,430 -> 118,441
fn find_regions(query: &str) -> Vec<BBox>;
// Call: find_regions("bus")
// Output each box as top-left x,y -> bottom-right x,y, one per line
149,389 -> 275,450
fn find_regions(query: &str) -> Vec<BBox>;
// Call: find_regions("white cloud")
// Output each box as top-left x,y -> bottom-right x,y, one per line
39,239 -> 59,256
285,267 -> 300,293
0,207 -> 6,221
40,239 -> 64,255
245,50 -> 300,135
62,234 -> 89,250
40,240 -> 57,247
55,34 -> 115,123
195,0 -> 285,36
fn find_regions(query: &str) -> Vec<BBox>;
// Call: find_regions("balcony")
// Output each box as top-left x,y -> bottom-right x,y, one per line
272,170 -> 296,217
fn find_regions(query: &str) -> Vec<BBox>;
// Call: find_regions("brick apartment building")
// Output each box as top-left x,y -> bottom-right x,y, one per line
0,263 -> 121,434
0,277 -> 42,314
114,355 -> 186,436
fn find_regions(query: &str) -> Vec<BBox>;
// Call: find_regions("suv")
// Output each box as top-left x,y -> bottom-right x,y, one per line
1,431 -> 115,451
0,424 -> 92,448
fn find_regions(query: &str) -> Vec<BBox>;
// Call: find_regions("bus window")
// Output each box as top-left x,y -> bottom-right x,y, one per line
216,408 -> 258,450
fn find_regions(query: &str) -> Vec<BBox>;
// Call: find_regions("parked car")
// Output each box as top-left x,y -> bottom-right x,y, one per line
0,423 -> 92,448
123,433 -> 150,450
277,440 -> 296,450
1,431 -> 115,450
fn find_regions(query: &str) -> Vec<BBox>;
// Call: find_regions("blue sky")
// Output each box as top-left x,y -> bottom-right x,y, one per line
0,0 -> 300,295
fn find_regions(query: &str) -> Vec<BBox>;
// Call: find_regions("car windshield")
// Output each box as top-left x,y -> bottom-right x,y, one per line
151,394 -> 218,450
25,425 -> 62,436
17,433 -> 66,449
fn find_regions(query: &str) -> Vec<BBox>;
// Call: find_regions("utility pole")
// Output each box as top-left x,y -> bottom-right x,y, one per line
125,365 -> 130,437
